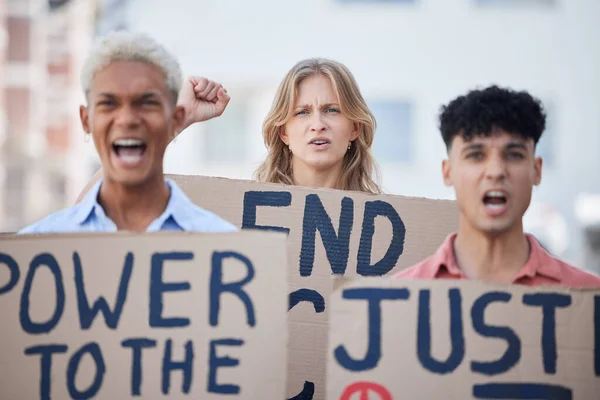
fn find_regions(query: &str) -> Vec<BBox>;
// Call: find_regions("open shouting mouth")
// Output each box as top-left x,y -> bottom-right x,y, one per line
112,138 -> 147,166
482,190 -> 509,216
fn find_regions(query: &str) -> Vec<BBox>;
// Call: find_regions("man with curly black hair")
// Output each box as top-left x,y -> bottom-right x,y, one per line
395,85 -> 600,286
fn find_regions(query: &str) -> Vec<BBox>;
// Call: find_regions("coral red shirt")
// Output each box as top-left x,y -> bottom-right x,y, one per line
394,233 -> 600,287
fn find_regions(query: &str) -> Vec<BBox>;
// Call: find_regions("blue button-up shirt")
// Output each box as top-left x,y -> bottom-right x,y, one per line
19,178 -> 237,234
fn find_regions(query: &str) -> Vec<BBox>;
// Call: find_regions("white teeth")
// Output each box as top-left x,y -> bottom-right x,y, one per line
485,203 -> 506,211
486,191 -> 505,198
311,140 -> 327,145
119,154 -> 142,164
114,139 -> 143,147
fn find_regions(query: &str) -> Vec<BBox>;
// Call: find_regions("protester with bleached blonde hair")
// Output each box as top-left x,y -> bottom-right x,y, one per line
255,58 -> 381,194
20,31 -> 236,233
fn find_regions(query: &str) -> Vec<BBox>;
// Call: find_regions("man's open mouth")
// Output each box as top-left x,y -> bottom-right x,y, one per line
482,190 -> 508,211
112,138 -> 147,164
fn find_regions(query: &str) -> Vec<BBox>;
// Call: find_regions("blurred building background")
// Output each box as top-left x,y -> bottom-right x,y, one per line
1,0 -> 598,273
0,0 -> 92,230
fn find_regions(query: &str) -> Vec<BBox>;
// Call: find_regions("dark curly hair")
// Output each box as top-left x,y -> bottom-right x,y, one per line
439,85 -> 546,150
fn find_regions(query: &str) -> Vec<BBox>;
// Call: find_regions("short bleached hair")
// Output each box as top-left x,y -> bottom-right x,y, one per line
80,31 -> 182,103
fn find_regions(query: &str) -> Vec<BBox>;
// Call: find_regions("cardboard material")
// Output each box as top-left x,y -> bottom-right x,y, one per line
0,231 -> 288,399
327,278 -> 600,399
169,174 -> 458,399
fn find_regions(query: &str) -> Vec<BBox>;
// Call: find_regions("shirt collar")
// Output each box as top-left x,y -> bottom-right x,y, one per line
146,179 -> 195,232
423,233 -> 463,279
74,179 -> 103,225
514,234 -> 563,282
74,178 -> 196,231
426,232 -> 564,282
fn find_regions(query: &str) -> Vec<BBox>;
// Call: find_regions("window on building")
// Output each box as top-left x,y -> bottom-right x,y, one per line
6,88 -> 31,136
4,165 -> 25,224
6,17 -> 31,62
48,0 -> 72,10
202,96 -> 249,163
368,100 -> 413,164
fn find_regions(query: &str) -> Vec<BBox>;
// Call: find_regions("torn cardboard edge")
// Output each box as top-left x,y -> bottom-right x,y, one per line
167,173 -> 458,205
3,229 -> 287,241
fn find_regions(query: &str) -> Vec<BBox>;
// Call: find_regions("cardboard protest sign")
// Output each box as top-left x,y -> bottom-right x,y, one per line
327,278 -> 600,399
0,231 -> 288,399
169,174 -> 458,399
